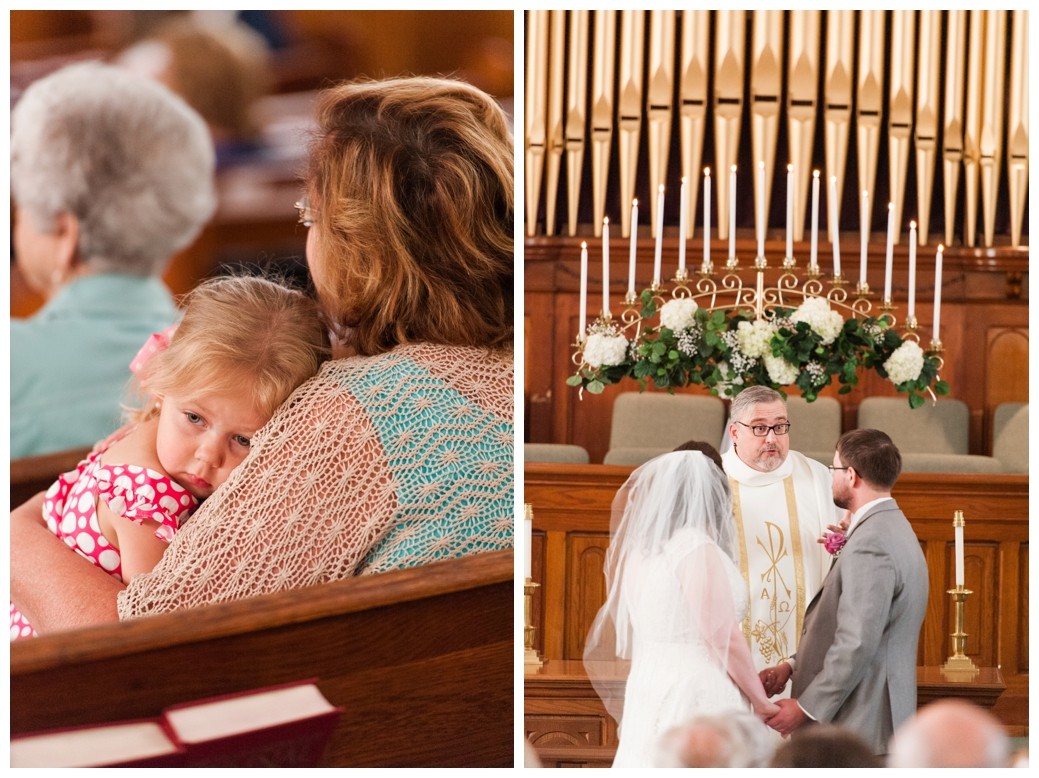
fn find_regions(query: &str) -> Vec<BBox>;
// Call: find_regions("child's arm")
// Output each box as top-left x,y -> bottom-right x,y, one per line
97,501 -> 171,582
11,492 -> 122,631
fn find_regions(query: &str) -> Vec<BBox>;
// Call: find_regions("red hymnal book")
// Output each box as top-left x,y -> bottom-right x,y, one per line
161,679 -> 342,767
10,680 -> 342,768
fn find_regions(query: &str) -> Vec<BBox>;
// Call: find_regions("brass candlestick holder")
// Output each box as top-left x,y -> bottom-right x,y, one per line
942,586 -> 978,679
524,577 -> 544,671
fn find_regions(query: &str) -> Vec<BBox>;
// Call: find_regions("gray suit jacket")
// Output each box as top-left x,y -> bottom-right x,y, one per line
790,498 -> 928,754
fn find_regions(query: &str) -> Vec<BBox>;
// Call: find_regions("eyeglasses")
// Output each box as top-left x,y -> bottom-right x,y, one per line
828,465 -> 851,472
294,196 -> 317,228
736,421 -> 791,437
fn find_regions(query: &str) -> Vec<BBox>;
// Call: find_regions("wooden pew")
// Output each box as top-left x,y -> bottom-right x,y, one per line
10,446 -> 93,509
11,549 -> 514,767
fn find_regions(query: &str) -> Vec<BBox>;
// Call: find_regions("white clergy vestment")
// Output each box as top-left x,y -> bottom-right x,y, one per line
722,448 -> 837,694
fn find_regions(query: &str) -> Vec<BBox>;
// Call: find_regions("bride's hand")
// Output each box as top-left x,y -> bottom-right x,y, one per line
754,701 -> 780,719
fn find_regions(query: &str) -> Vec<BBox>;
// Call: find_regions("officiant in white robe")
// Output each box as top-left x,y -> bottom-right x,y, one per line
721,387 -> 839,695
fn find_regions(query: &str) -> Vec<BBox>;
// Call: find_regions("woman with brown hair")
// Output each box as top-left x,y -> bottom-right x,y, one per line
11,75 -> 514,627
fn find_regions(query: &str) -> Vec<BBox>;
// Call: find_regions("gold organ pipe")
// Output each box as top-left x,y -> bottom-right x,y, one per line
943,11 -> 967,247
714,10 -> 745,242
914,10 -> 941,246
524,10 -> 549,238
855,10 -> 885,238
887,11 -> 915,244
1007,10 -> 1028,248
647,11 -> 676,240
750,10 -> 785,246
590,11 -> 617,239
787,10 -> 820,243
680,10 -> 710,239
544,10 -> 566,237
963,10 -> 985,248
979,10 -> 1006,249
565,11 -> 590,238
618,11 -> 645,239
824,11 -> 855,226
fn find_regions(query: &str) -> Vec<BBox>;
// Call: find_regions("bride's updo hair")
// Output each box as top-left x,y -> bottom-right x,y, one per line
131,275 -> 330,421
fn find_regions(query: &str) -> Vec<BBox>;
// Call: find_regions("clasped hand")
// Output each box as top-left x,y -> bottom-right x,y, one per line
758,661 -> 792,697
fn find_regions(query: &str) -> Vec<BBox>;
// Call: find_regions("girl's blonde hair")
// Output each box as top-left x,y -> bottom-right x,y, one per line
132,275 -> 330,421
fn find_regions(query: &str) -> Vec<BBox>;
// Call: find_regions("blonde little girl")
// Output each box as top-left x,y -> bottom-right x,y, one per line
11,275 -> 330,639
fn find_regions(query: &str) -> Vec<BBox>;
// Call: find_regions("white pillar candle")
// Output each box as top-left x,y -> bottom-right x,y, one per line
729,165 -> 737,260
678,177 -> 688,274
829,175 -> 841,277
954,521 -> 964,588
810,170 -> 820,272
933,244 -> 943,342
602,217 -> 610,317
884,202 -> 895,301
579,241 -> 588,340
627,199 -> 638,298
653,184 -> 664,286
786,164 -> 794,258
757,160 -> 765,257
703,168 -> 712,272
907,221 -> 917,320
860,190 -> 869,287
524,504 -> 533,579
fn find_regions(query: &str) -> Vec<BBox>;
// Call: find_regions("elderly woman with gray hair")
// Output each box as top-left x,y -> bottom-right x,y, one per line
11,61 -> 216,458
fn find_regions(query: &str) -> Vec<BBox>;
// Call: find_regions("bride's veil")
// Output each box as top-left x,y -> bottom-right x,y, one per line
583,450 -> 740,727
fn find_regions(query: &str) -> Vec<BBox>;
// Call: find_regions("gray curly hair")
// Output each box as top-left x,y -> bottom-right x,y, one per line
10,60 -> 216,275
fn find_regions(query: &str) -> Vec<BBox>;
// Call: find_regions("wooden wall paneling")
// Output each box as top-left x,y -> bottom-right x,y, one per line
567,535 -> 610,660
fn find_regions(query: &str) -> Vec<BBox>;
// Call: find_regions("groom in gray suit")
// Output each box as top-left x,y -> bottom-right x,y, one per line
757,428 -> 928,755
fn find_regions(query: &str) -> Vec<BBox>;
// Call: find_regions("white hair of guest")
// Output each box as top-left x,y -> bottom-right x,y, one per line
653,710 -> 775,768
887,699 -> 1011,768
10,60 -> 216,277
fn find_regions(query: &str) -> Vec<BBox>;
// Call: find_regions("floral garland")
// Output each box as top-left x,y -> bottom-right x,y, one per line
568,290 -> 949,408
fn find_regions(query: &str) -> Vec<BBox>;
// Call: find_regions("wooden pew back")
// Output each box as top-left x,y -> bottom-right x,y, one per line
10,446 -> 93,509
11,549 -> 514,767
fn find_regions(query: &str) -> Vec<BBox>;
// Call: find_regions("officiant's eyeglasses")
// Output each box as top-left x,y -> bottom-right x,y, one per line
828,465 -> 851,471
295,196 -> 317,228
736,421 -> 791,437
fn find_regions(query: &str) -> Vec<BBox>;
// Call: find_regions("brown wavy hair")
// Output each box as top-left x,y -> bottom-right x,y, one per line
305,76 -> 513,356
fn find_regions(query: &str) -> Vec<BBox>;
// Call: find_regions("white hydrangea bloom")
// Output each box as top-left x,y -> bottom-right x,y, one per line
764,352 -> 800,385
659,297 -> 699,332
791,296 -> 844,345
737,319 -> 777,358
883,339 -> 925,385
583,332 -> 629,368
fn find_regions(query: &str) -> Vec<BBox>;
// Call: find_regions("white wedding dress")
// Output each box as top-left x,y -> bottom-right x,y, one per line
611,527 -> 751,768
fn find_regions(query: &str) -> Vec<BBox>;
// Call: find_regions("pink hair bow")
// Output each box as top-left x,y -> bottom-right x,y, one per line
130,325 -> 178,375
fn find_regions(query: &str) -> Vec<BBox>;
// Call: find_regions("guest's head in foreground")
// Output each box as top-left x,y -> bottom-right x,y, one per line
303,75 -> 513,356
11,61 -> 216,298
130,274 -> 330,499
769,723 -> 883,768
887,699 -> 1011,768
655,710 -> 774,768
726,386 -> 791,472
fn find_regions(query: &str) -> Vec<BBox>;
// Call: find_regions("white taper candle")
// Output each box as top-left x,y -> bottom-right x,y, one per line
786,164 -> 794,258
653,184 -> 664,286
933,244 -> 943,342
860,190 -> 869,287
884,202 -> 894,301
729,165 -> 737,260
678,177 -> 688,274
579,241 -> 588,340
627,199 -> 638,298
602,217 -> 610,317
810,170 -> 820,271
703,168 -> 712,271
757,160 -> 765,257
829,175 -> 841,277
907,221 -> 917,320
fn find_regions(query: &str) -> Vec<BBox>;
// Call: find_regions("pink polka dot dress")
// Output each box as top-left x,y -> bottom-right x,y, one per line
10,446 -> 198,640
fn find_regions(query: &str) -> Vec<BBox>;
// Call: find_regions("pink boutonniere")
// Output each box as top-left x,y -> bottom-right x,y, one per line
824,532 -> 847,557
